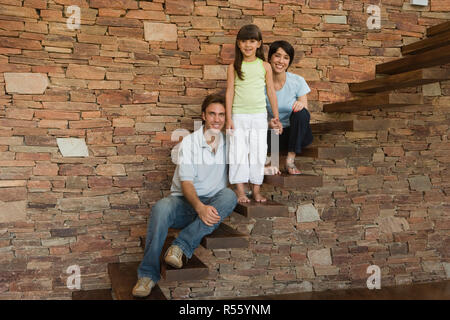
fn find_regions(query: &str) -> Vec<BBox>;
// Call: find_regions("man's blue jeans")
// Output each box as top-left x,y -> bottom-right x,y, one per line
137,188 -> 237,282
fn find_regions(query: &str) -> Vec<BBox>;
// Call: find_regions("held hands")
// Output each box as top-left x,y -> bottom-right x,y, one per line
226,119 -> 234,131
269,117 -> 283,135
197,204 -> 221,227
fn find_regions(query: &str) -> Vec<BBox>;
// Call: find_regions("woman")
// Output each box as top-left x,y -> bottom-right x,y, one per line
265,40 -> 313,175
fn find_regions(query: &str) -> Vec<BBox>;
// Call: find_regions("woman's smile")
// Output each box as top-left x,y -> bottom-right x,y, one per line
270,47 -> 291,73
274,62 -> 286,72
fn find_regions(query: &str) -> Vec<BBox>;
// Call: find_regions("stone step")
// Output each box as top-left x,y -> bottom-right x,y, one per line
72,289 -> 113,300
401,30 -> 450,55
107,262 -> 167,300
323,93 -> 423,113
427,21 -> 450,37
201,223 -> 249,249
160,237 -> 209,282
349,67 -> 450,94
264,173 -> 323,189
234,200 -> 289,218
376,44 -> 450,75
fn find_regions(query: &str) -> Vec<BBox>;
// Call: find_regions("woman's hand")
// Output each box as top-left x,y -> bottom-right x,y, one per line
269,118 -> 283,135
292,100 -> 308,113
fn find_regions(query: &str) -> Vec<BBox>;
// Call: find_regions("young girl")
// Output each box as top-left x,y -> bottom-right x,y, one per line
226,24 -> 280,203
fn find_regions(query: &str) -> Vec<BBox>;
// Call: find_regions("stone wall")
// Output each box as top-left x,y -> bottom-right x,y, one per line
0,0 -> 449,299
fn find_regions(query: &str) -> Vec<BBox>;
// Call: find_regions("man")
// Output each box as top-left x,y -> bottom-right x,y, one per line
133,94 -> 237,298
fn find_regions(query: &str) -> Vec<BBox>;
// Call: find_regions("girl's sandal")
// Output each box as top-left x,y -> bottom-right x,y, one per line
286,159 -> 301,175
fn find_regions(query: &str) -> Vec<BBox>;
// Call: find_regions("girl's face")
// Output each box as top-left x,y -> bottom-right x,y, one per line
270,47 -> 291,74
238,39 -> 261,58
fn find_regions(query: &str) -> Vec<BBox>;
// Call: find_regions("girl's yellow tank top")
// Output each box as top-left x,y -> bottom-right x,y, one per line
232,58 -> 267,114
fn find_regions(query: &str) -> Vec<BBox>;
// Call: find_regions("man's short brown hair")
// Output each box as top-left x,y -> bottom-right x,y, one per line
201,93 -> 225,114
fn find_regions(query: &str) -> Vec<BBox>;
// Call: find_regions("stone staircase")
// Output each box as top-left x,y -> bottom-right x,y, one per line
72,21 -> 450,300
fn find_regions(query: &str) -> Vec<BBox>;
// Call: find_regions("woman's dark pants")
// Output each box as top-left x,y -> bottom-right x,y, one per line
267,108 -> 313,155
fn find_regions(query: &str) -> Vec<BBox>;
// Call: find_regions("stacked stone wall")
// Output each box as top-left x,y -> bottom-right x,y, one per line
0,0 -> 449,299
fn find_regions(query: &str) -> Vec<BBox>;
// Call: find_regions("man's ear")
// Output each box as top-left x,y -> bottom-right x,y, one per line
201,112 -> 206,122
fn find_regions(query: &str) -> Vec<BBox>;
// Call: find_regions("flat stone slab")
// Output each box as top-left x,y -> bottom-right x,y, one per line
144,22 -> 177,42
0,200 -> 27,223
307,248 -> 332,266
57,138 -> 89,157
376,216 -> 410,234
57,196 -> 110,212
408,175 -> 432,191
203,65 -> 228,80
4,73 -> 48,94
297,204 -> 321,223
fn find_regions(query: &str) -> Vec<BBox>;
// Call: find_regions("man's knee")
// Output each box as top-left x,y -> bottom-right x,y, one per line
217,188 -> 238,217
150,197 -> 175,226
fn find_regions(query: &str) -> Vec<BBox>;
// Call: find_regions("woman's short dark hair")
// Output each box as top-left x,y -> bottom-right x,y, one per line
201,93 -> 225,114
268,40 -> 295,69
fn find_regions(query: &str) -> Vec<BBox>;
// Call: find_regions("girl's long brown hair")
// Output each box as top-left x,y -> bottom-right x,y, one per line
234,24 -> 265,80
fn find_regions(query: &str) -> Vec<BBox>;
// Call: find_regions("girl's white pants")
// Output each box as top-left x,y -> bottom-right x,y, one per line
228,113 -> 268,185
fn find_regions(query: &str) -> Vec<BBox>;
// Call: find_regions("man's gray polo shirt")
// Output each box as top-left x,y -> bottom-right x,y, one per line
171,126 -> 227,198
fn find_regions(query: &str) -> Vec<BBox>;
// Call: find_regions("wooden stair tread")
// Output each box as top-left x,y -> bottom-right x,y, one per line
427,21 -> 450,37
160,237 -> 209,282
349,67 -> 450,93
201,223 -> 248,249
277,147 -> 354,159
143,223 -> 248,250
310,120 -> 407,133
401,30 -> 450,55
311,120 -> 354,133
234,200 -> 289,218
376,44 -> 450,75
264,173 -> 323,188
323,93 -> 423,113
108,262 -> 167,300
298,146 -> 354,159
72,289 -> 113,300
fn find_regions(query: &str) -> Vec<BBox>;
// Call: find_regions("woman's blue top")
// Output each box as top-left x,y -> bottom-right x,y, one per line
265,72 -> 311,128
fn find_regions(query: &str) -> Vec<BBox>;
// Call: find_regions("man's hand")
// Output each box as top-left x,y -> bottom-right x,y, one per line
196,204 -> 221,227
181,181 -> 221,227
